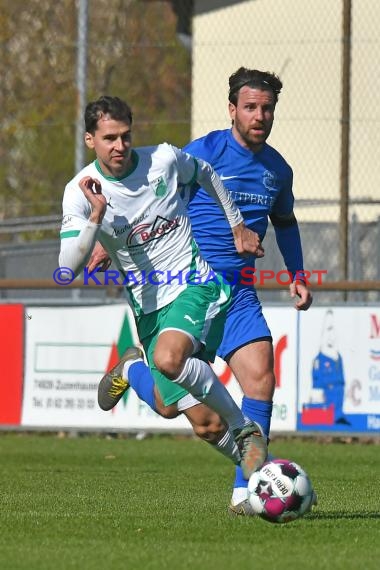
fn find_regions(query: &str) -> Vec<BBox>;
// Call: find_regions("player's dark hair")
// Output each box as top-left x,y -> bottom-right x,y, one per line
85,96 -> 133,134
228,67 -> 283,105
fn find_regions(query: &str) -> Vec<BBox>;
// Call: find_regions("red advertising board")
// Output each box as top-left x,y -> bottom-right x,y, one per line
0,304 -> 24,425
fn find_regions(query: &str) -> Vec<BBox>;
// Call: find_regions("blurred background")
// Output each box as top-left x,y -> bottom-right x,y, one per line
0,0 -> 379,304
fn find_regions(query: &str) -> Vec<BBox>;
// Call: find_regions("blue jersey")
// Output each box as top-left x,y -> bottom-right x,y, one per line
183,129 -> 295,276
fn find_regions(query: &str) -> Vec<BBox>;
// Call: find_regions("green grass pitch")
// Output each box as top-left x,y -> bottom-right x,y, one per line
0,433 -> 379,570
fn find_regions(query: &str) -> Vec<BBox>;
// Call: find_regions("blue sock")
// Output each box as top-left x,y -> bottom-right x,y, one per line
241,396 -> 273,439
128,361 -> 156,411
233,397 -> 273,490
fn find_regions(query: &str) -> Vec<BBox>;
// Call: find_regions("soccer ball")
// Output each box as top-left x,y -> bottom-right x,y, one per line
247,458 -> 315,524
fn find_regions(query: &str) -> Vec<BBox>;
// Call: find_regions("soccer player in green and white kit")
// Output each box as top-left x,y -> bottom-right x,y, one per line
59,96 -> 267,477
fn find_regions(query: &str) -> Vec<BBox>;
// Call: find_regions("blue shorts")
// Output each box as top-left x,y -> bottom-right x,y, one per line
217,284 -> 272,361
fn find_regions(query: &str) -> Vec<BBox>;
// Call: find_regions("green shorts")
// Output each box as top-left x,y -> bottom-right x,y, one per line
136,278 -> 230,406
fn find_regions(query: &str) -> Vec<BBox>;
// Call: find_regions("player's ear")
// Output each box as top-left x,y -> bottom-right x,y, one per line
85,132 -> 95,149
228,102 -> 236,124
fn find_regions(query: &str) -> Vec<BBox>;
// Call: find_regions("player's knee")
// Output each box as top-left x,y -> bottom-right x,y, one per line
241,369 -> 276,399
153,350 -> 184,380
257,369 -> 275,388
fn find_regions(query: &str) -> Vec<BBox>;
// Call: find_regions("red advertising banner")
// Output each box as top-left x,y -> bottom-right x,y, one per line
0,304 -> 24,425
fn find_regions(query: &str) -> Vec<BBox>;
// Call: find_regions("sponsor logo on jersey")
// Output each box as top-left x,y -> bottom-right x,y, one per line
111,211 -> 150,237
126,215 -> 179,247
62,215 -> 72,226
230,190 -> 276,208
112,223 -> 129,237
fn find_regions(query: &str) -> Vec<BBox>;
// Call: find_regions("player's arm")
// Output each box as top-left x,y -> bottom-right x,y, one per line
270,210 -> 312,310
59,177 -> 107,277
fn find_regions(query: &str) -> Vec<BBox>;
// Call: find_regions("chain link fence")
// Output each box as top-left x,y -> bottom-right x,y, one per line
190,0 -> 380,302
1,0 -> 379,303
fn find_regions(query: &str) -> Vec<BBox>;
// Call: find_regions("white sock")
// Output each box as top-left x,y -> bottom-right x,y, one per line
174,357 -> 245,432
231,487 -> 249,506
123,357 -> 144,379
210,429 -> 241,465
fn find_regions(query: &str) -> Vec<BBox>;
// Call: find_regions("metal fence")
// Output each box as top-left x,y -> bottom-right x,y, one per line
189,0 -> 380,289
1,0 -> 379,302
1,221 -> 379,304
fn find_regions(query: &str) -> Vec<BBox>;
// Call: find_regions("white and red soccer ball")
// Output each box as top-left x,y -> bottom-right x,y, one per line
248,458 -> 315,524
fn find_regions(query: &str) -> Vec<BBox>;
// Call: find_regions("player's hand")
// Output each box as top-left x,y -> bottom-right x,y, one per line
87,241 -> 112,272
79,176 -> 107,223
232,223 -> 265,258
290,280 -> 313,311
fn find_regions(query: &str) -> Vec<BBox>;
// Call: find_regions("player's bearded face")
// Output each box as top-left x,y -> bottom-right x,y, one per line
87,117 -> 133,178
229,87 -> 275,152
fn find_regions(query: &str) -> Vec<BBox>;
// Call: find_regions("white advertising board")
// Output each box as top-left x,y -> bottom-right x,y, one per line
22,305 -> 191,430
264,308 -> 298,431
22,305 -> 298,432
298,307 -> 380,433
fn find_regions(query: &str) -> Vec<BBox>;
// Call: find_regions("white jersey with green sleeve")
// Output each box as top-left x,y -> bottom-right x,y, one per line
60,143 -> 241,315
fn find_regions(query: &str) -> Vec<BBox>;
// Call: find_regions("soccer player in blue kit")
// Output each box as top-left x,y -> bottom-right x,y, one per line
181,67 -> 313,514
94,67 -> 313,515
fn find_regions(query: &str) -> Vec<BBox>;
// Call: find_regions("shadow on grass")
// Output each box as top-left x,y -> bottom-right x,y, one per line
312,512 -> 380,519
